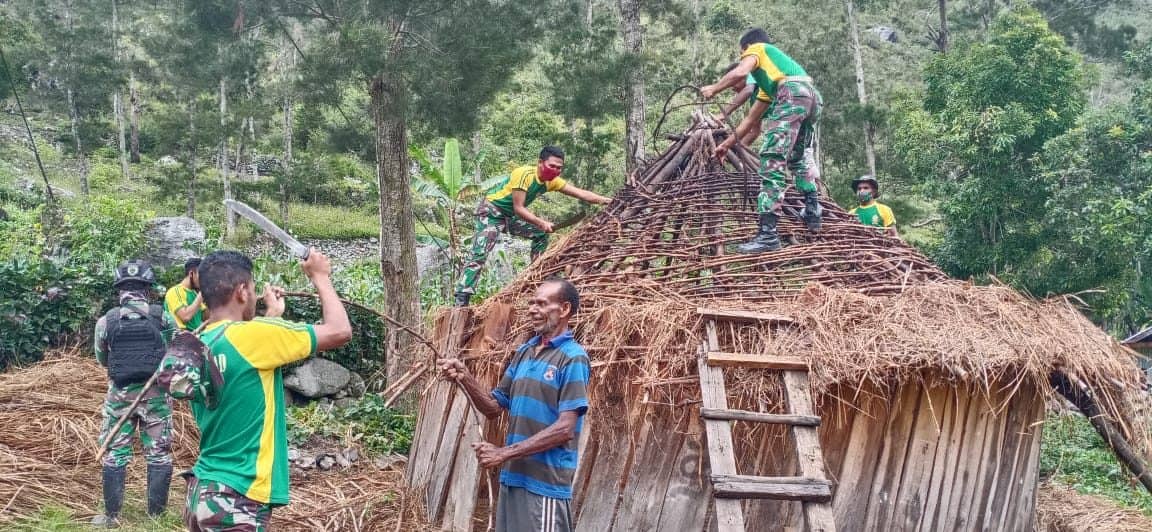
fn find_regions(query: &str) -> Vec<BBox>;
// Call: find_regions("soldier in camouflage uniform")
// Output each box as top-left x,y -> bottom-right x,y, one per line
92,260 -> 176,528
702,28 -> 825,253
453,146 -> 611,307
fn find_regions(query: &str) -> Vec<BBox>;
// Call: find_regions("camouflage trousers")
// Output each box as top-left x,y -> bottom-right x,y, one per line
757,80 -> 824,214
455,200 -> 549,295
183,474 -> 272,532
98,383 -> 173,468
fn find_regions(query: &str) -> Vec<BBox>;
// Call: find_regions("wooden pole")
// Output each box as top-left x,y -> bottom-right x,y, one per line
1050,370 -> 1152,495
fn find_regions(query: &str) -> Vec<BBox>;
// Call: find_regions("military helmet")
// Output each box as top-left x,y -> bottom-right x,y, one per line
850,175 -> 881,198
113,259 -> 156,289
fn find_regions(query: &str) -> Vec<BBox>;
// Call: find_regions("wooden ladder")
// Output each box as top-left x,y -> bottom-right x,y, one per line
696,308 -> 837,532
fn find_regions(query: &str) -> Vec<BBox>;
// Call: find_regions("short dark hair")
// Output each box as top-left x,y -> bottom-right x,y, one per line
539,146 -> 565,161
184,257 -> 202,276
543,278 -> 580,315
199,251 -> 253,309
117,281 -> 151,294
739,28 -> 772,49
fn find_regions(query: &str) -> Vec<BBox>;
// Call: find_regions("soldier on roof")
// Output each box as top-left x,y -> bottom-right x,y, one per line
701,28 -> 825,253
453,146 -> 612,307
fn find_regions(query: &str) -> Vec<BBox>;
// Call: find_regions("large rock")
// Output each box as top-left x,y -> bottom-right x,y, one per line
285,357 -> 352,398
145,216 -> 205,268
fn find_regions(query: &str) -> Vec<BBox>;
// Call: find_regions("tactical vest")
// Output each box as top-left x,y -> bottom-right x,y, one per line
104,305 -> 166,387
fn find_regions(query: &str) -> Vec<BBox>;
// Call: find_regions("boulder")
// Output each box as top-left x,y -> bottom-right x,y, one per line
285,357 -> 353,398
868,26 -> 898,44
145,216 -> 205,268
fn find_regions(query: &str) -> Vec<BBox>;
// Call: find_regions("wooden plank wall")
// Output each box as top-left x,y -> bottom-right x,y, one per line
411,337 -> 1046,532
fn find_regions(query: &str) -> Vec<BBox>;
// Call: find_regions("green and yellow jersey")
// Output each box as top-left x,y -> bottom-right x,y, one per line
485,165 -> 567,217
740,42 -> 808,102
192,318 -> 317,505
849,201 -> 896,228
164,284 -> 205,330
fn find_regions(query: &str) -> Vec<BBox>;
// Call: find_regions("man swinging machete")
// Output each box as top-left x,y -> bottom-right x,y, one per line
180,200 -> 352,531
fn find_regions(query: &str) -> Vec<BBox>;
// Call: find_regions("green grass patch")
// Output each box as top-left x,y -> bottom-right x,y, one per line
287,394 -> 415,456
1040,413 -> 1152,514
279,202 -> 378,240
9,497 -> 183,532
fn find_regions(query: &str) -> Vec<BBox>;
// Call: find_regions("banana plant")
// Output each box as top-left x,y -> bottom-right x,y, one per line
411,139 -> 501,289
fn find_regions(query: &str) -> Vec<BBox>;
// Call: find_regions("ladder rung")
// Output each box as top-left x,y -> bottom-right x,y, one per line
706,352 -> 809,370
711,475 -> 832,502
700,408 -> 820,426
698,307 -> 794,324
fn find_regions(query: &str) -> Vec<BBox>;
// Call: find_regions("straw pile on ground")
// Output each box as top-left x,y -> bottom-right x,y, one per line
1036,481 -> 1152,531
0,349 -> 425,531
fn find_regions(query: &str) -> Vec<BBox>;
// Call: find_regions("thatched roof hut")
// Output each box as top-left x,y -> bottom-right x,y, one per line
405,117 -> 1149,531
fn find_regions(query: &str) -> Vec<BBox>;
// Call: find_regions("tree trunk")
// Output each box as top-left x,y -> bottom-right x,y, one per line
112,0 -> 129,180
618,0 -> 645,173
220,77 -> 235,237
66,88 -> 89,196
281,95 -> 292,222
846,0 -> 877,177
938,0 -> 949,53
371,72 -> 420,384
129,72 -> 141,163
186,103 -> 197,217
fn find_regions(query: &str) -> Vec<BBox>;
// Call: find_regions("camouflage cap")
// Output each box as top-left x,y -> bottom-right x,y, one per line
156,328 -> 225,409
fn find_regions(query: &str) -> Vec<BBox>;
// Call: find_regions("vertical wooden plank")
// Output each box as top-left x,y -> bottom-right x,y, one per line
743,423 -> 800,529
698,356 -> 746,531
831,392 -> 891,530
782,370 -> 836,532
863,383 -> 922,531
1009,392 -> 1044,532
407,309 -> 471,489
612,414 -> 687,530
953,391 -> 1003,531
934,386 -> 977,531
573,400 -> 634,531
443,411 -> 485,532
892,384 -> 948,530
655,430 -> 712,531
991,384 -> 1042,532
918,386 -> 966,532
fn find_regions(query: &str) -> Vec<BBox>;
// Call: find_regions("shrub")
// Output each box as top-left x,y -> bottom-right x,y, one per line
287,394 -> 414,456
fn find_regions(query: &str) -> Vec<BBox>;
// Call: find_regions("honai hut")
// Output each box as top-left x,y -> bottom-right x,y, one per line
404,117 -> 1151,531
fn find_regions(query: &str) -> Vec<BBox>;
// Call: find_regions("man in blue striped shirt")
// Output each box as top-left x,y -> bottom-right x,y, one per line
439,279 -> 590,532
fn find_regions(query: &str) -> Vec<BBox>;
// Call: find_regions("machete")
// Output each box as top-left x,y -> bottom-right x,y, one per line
224,199 -> 310,259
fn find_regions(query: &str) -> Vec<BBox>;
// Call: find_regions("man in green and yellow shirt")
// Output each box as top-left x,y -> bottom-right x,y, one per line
702,28 -> 825,253
848,176 -> 898,237
164,258 -> 206,330
183,249 -> 351,531
453,146 -> 612,307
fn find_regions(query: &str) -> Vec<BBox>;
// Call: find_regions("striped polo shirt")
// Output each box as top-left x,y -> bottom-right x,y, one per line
491,330 -> 590,499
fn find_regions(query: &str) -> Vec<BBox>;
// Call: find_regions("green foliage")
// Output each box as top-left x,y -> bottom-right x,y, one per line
0,198 -> 151,368
278,203 -> 378,240
895,5 -> 1090,281
1041,413 -> 1152,513
9,503 -> 183,531
287,394 -> 414,456
254,258 -> 389,375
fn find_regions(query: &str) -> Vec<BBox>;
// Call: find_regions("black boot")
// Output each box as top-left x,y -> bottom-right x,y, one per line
801,191 -> 823,233
91,465 -> 126,528
147,463 -> 173,517
453,292 -> 472,307
737,213 -> 783,253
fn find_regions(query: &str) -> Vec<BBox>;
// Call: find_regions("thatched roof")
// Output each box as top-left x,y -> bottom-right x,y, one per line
456,116 -> 1147,447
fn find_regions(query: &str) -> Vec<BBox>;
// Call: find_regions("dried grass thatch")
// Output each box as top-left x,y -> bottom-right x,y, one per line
445,116 -> 1150,452
1036,481 -> 1152,531
0,350 -> 429,530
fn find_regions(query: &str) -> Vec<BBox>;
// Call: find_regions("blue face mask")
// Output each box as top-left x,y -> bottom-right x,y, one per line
856,190 -> 873,203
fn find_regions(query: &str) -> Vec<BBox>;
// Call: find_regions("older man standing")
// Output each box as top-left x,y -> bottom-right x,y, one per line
438,278 -> 590,532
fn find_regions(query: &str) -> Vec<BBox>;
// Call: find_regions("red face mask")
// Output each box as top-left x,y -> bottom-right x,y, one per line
538,163 -> 562,181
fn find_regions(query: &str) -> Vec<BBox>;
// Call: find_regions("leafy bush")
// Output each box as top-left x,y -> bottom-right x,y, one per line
1040,413 -> 1152,513
0,198 -> 152,368
287,394 -> 414,456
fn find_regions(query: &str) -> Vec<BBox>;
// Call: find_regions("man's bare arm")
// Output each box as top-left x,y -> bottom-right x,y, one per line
173,291 -> 202,323
511,190 -> 554,232
438,358 -> 504,418
558,183 -> 611,205
701,56 -> 758,99
721,84 -> 755,119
